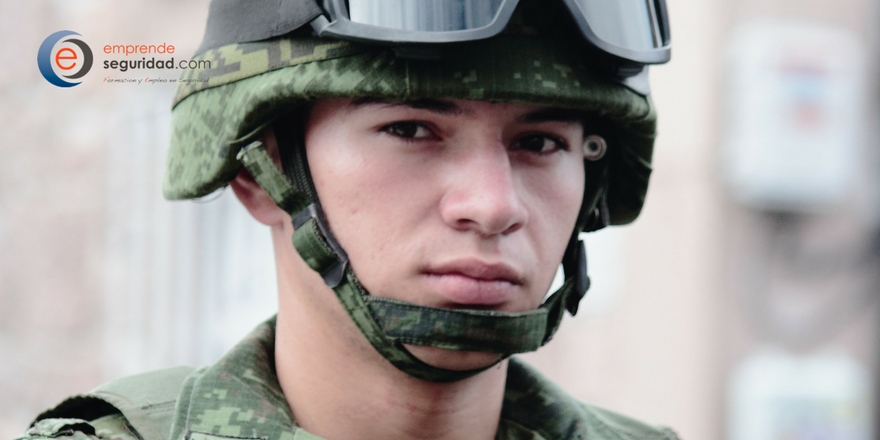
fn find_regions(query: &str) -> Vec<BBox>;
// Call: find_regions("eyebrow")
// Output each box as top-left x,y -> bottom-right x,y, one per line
350,97 -> 466,115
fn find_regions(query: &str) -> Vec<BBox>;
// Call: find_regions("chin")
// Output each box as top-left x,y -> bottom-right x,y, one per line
404,344 -> 506,372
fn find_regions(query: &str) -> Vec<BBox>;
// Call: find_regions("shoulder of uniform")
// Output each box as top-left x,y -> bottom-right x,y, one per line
16,413 -> 138,440
19,366 -> 197,440
89,365 -> 195,410
579,403 -> 681,440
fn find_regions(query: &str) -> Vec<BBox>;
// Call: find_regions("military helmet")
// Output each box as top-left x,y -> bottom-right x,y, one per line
165,0 -> 668,382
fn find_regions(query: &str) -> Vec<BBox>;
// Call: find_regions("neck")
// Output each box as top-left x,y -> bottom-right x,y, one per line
273,229 -> 506,440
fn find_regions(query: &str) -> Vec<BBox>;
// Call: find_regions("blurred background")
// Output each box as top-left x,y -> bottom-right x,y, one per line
1,0 -> 879,439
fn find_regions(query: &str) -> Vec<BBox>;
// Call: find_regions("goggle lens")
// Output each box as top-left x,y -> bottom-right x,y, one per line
573,0 -> 662,51
347,0 -> 505,32
329,0 -> 671,65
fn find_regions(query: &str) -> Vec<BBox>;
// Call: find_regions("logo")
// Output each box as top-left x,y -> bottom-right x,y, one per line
37,30 -> 94,87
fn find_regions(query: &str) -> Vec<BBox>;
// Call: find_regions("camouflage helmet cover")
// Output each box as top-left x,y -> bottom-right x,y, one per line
164,6 -> 657,226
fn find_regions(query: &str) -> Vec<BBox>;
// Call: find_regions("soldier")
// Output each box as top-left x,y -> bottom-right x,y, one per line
20,0 -> 678,439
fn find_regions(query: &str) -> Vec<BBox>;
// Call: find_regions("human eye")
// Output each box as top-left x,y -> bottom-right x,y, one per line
380,121 -> 435,140
512,133 -> 569,155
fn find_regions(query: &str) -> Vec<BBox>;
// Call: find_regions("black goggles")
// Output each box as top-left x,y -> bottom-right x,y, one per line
310,0 -> 671,65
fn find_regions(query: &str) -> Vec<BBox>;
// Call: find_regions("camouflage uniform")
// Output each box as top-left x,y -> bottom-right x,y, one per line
19,318 -> 680,440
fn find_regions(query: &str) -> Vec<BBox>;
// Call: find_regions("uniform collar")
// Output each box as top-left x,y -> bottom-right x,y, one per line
169,316 -> 303,440
170,316 -> 592,440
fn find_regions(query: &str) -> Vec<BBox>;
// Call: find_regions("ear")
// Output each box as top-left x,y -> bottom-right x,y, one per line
230,128 -> 289,227
230,168 -> 289,227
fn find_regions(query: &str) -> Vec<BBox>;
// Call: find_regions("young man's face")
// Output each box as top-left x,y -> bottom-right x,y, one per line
304,98 -> 586,369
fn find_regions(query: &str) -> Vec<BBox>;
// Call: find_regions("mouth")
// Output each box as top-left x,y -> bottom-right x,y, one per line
421,259 -> 525,307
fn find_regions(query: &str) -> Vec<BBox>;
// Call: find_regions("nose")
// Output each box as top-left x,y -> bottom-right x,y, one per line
439,143 -> 529,236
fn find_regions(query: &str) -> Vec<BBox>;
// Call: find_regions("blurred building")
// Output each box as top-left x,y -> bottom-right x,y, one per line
0,0 -> 877,439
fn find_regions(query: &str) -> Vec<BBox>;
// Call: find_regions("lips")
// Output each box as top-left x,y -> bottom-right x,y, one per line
421,259 -> 524,306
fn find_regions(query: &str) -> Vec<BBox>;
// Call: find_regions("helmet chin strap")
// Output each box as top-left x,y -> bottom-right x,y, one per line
238,140 -> 591,382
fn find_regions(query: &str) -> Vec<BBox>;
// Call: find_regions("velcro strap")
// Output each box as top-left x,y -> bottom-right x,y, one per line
366,278 -> 574,353
237,141 -> 308,215
367,297 -> 547,353
541,278 -> 574,345
292,215 -> 348,287
564,240 -> 590,315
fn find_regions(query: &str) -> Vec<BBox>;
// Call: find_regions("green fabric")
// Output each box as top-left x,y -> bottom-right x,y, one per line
237,141 -> 309,215
21,367 -> 195,440
166,317 -> 681,440
292,205 -> 575,382
164,33 -> 656,226
88,366 -> 195,440
290,217 -> 341,283
367,296 -> 548,353
20,318 -> 680,440
26,367 -> 193,440
166,318 -> 293,440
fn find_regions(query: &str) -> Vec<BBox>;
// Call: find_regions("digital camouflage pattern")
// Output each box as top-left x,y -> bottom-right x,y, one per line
367,296 -> 549,353
164,33 -> 656,226
18,366 -> 195,440
20,318 -> 681,440
236,141 -> 309,215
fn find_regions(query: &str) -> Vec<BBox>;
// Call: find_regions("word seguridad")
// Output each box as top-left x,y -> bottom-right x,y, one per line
102,58 -> 211,72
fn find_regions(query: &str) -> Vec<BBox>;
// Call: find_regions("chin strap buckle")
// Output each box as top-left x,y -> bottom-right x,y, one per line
237,141 -> 348,287
563,240 -> 591,316
292,203 -> 349,288
583,191 -> 610,233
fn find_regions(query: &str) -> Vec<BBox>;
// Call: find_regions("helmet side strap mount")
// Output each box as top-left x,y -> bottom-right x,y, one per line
292,203 -> 349,288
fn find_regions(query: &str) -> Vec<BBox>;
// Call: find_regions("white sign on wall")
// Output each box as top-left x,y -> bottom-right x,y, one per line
729,348 -> 872,440
723,20 -> 866,212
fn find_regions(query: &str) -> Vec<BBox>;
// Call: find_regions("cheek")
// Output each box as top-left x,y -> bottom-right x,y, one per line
304,126 -> 432,293
306,129 -> 377,250
527,159 -> 585,238
521,159 -> 585,291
